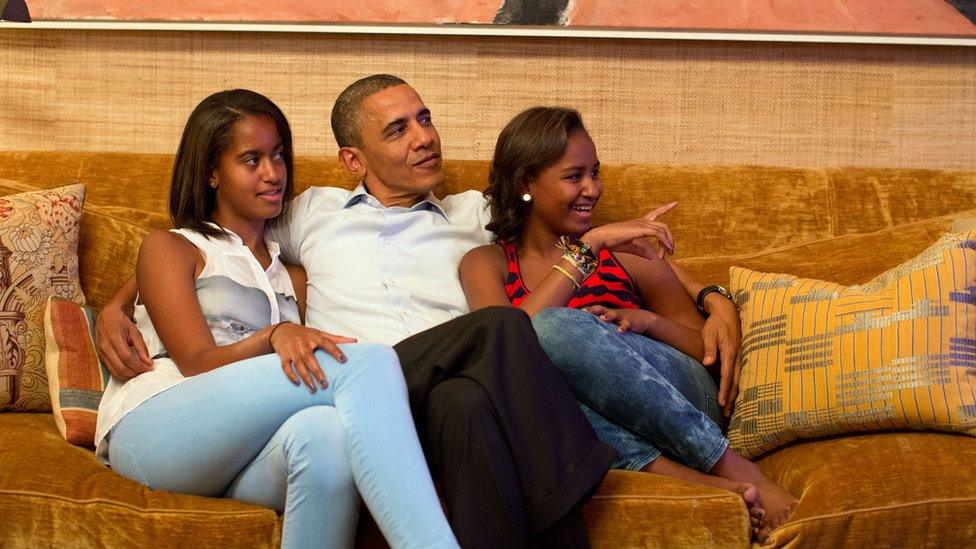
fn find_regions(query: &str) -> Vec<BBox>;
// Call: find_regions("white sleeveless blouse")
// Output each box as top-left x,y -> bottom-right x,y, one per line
95,226 -> 301,462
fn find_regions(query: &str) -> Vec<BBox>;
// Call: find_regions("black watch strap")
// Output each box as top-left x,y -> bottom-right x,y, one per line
696,284 -> 734,317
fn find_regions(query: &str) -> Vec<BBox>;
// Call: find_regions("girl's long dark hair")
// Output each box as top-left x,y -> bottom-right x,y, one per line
484,106 -> 586,244
170,89 -> 295,237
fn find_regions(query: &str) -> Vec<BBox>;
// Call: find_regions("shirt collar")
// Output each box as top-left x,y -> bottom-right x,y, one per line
201,222 -> 282,259
343,181 -> 450,222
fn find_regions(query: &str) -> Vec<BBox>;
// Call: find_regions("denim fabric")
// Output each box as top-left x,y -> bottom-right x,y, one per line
533,307 -> 728,472
580,403 -> 659,471
108,344 -> 458,549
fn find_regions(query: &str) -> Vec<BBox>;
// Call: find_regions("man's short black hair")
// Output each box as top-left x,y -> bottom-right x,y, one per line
331,74 -> 407,148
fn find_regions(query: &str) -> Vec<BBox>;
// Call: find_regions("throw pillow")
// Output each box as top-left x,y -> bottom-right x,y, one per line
951,217 -> 976,233
727,230 -> 976,459
0,184 -> 86,411
44,297 -> 107,445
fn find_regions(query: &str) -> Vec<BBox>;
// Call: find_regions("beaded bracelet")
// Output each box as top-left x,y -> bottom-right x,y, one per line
555,235 -> 598,278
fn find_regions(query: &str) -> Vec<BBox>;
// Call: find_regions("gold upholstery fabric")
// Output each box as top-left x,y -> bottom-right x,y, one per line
2,153 -> 976,547
758,432 -> 976,547
584,471 -> 749,547
0,413 -> 282,548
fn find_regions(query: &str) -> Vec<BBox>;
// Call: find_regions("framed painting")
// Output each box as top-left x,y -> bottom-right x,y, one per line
6,1 -> 976,45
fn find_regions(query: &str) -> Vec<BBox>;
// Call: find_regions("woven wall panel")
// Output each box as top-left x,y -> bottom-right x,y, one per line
1,29 -> 974,169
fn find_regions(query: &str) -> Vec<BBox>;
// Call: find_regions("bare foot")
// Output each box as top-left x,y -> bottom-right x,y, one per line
708,449 -> 798,544
754,479 -> 797,544
641,456 -> 766,534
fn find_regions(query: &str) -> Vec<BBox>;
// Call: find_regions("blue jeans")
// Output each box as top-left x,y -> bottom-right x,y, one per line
107,344 -> 458,549
532,307 -> 728,472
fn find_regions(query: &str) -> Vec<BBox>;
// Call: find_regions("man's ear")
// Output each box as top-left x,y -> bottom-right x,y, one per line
338,146 -> 366,176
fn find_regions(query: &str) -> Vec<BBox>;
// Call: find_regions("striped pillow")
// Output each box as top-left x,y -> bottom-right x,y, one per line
44,297 -> 108,446
727,230 -> 976,459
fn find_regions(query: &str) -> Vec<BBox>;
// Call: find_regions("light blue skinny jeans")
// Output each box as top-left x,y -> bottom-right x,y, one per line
532,307 -> 728,472
107,343 -> 458,549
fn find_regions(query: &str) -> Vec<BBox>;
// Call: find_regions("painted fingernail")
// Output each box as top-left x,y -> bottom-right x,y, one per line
339,355 -> 347,363
320,379 -> 328,388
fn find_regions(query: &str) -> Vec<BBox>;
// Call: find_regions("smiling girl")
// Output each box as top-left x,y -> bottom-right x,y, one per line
459,106 -> 796,542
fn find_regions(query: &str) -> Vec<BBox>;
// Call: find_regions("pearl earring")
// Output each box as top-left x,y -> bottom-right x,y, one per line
521,193 -> 532,202
209,180 -> 217,189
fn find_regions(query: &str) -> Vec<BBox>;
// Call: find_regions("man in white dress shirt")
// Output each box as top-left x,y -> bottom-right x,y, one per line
98,75 -> 619,548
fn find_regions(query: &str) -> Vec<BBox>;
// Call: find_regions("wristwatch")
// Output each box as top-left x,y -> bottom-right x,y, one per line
696,285 -> 735,318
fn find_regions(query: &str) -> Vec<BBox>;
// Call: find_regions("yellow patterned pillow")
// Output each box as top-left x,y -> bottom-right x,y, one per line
727,230 -> 976,459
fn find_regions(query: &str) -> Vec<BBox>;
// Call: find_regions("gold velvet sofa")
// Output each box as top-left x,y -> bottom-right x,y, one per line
1,152 -> 975,548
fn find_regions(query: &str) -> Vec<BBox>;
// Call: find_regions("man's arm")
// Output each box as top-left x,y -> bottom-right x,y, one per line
96,277 -> 153,381
670,262 -> 742,417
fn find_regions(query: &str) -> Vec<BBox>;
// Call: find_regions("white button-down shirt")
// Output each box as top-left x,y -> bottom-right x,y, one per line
270,183 -> 492,345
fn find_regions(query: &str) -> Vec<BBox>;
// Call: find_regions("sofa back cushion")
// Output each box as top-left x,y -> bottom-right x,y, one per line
3,152 -> 974,266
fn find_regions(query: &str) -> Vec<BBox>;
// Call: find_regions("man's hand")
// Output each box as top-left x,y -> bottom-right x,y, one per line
700,294 -> 742,417
96,302 -> 153,381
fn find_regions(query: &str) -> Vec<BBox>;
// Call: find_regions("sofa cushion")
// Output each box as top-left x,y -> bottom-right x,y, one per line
0,413 -> 281,547
0,184 -> 86,412
583,470 -> 749,547
76,203 -> 168,311
757,432 -> 976,547
726,230 -> 976,459
44,297 -> 106,445
0,412 -> 752,548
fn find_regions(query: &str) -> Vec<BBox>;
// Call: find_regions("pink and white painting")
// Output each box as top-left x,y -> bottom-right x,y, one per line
28,0 -> 976,37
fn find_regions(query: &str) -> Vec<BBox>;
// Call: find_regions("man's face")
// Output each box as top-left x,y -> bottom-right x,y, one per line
353,84 -> 444,202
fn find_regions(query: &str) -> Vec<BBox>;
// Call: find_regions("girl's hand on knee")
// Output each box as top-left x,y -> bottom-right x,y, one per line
268,322 -> 357,393
587,306 -> 658,335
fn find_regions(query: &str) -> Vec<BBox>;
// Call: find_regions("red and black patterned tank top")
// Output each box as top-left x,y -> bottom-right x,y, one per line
500,241 -> 643,310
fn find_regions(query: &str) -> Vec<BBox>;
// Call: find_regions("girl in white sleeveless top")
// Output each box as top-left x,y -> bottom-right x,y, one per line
95,89 -> 457,549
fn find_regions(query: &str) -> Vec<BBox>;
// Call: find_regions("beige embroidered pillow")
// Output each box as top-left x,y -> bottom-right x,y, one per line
727,230 -> 976,458
0,184 -> 86,411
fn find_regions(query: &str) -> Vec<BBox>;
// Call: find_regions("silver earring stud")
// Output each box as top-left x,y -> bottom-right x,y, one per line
521,193 -> 532,202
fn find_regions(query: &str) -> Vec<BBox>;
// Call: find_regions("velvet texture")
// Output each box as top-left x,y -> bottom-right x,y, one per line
0,413 -> 282,548
1,154 -> 975,547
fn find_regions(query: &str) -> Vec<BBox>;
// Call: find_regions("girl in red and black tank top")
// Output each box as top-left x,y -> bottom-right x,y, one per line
458,107 -> 797,540
500,240 -> 642,310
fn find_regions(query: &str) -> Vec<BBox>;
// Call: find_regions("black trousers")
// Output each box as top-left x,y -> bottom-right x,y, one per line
393,307 -> 616,548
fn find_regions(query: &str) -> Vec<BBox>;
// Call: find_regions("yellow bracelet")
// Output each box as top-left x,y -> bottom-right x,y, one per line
552,264 -> 581,291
